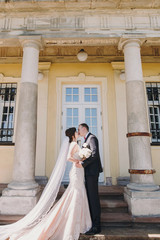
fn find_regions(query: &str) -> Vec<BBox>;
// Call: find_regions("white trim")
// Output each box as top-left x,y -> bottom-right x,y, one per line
56,73 -> 110,183
144,75 -> 160,82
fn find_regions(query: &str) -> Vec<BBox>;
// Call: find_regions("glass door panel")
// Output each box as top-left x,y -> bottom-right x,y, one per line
62,84 -> 104,182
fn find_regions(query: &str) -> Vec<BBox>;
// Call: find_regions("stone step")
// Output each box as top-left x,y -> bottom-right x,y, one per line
99,186 -> 124,200
0,214 -> 24,225
1,214 -> 160,228
100,199 -> 128,213
57,185 -> 125,200
101,212 -> 132,227
79,226 -> 160,240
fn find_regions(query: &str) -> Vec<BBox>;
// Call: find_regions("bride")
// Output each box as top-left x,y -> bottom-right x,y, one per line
0,127 -> 91,240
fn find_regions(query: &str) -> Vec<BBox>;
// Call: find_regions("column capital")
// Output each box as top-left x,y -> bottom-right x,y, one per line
19,36 -> 43,50
111,62 -> 125,70
118,37 -> 146,51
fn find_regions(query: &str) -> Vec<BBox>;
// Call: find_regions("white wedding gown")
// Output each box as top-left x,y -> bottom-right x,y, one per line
8,142 -> 91,240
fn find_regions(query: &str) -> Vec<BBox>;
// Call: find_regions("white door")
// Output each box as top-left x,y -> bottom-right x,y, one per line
61,85 -> 104,182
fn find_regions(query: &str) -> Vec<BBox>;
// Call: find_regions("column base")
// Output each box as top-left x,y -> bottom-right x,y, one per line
8,180 -> 39,190
124,187 -> 160,216
127,182 -> 159,191
0,186 -> 41,215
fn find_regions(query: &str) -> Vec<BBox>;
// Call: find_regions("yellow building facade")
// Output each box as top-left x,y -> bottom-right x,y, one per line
0,62 -> 160,185
0,0 -> 160,216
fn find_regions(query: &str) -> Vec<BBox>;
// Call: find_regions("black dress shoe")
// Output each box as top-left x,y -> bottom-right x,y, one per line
85,226 -> 101,235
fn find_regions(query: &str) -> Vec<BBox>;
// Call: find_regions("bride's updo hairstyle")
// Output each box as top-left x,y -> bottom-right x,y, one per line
65,127 -> 76,143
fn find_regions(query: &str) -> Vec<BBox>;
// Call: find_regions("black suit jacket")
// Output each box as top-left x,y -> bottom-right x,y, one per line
82,133 -> 103,176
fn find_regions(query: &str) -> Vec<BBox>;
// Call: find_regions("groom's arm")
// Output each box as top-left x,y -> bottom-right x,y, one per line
81,136 -> 99,168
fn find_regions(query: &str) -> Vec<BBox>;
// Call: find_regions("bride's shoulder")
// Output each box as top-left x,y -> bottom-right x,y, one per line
70,141 -> 77,147
68,141 -> 76,150
69,142 -> 80,152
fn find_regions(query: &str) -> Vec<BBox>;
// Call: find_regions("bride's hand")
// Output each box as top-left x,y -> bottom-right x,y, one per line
68,157 -> 79,163
75,162 -> 83,168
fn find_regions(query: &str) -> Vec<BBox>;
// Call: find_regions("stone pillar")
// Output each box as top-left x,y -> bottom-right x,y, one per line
121,39 -> 160,216
0,39 -> 42,215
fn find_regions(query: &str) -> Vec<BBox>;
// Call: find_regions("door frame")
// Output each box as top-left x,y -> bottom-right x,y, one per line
56,73 -> 110,183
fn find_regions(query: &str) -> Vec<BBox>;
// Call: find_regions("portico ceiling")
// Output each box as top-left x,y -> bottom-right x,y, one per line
0,44 -> 159,63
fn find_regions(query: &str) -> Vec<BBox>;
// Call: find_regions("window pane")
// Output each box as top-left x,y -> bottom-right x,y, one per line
66,87 -> 79,103
150,115 -> 154,122
146,82 -> 160,144
73,88 -> 78,94
91,108 -> 97,116
149,107 -> 153,114
2,115 -> 7,121
91,88 -> 97,94
66,95 -> 72,102
92,118 -> 97,126
73,117 -> 78,126
85,108 -> 90,116
85,118 -> 90,125
67,117 -> 72,127
92,127 -> 97,136
85,95 -> 90,102
84,87 -> 98,103
73,95 -> 79,102
73,108 -> 78,116
92,95 -> 98,102
9,107 -> 14,113
85,88 -> 90,94
9,114 -> 13,121
3,107 -> 8,113
67,108 -> 72,116
66,88 -> 72,94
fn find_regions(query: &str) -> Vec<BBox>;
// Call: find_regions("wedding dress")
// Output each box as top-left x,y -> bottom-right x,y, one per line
0,139 -> 91,240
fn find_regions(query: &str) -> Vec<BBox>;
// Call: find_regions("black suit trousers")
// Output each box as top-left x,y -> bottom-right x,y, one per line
85,175 -> 101,227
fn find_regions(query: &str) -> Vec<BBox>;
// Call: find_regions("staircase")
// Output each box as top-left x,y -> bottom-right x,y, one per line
99,185 -> 132,227
1,184 -> 160,228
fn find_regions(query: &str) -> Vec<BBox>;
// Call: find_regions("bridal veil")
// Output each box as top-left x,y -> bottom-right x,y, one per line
0,137 -> 70,240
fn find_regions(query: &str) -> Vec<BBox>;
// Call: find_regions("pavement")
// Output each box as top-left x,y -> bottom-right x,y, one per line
79,227 -> 160,240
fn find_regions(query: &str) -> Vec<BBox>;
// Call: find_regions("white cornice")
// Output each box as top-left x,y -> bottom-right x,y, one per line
0,13 -> 160,44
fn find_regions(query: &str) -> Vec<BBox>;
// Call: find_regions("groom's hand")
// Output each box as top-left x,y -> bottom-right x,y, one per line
75,162 -> 83,168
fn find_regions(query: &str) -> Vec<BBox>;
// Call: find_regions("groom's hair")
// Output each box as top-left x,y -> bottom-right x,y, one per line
80,123 -> 89,131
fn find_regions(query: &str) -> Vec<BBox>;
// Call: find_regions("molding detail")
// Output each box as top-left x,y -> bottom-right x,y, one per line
0,14 -> 160,46
111,62 -> 125,70
144,75 -> 160,82
126,132 -> 152,137
38,62 -> 51,71
50,18 -> 60,31
118,37 -> 145,50
101,16 -> 110,30
129,169 -> 156,174
125,16 -> 135,30
75,17 -> 85,30
0,73 -> 4,81
150,16 -> 160,30
3,18 -> 11,31
27,18 -> 36,31
19,36 -> 43,50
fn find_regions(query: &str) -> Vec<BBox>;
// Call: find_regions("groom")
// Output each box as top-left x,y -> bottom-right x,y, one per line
77,123 -> 103,235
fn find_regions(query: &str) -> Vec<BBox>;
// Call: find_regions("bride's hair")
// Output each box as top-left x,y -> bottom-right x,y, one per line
65,127 -> 76,143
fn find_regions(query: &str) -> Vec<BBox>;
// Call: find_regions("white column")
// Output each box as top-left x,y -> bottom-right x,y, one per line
122,39 -> 160,216
0,39 -> 42,214
123,39 -> 158,191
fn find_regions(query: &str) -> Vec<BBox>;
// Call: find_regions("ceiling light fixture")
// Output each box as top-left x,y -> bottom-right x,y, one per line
77,49 -> 88,62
